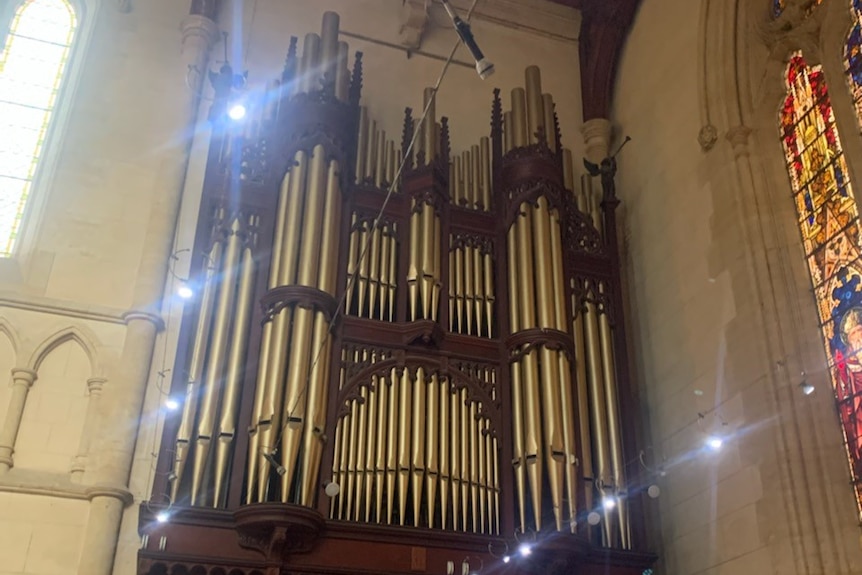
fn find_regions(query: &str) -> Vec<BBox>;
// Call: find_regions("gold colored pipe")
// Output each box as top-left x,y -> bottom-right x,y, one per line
426,374 -> 440,528
472,247 -> 483,336
558,353 -> 578,532
397,368 -> 414,525
521,353 -> 544,532
174,239 -> 221,503
320,12 -> 340,90
319,160 -> 343,296
376,373 -> 389,523
365,120 -> 378,183
469,401 -> 480,532
335,352 -> 350,519
471,144 -> 481,209
483,252 -> 494,338
412,367 -> 427,527
599,290 -> 630,549
364,375 -> 379,522
408,201 -> 421,321
368,223 -> 382,319
453,156 -> 463,206
299,33 -> 321,94
214,238 -> 256,507
355,108 -> 369,184
511,88 -> 527,148
388,226 -> 397,321
464,244 -> 475,335
448,242 -> 456,332
335,40 -> 349,101
269,172 -> 290,284
345,392 -> 360,521
506,225 -> 526,533
572,290 -> 594,513
584,299 -> 612,545
484,413 -> 494,533
492,434 -> 500,535
431,213 -> 441,322
455,246 -> 464,333
386,368 -> 399,524
387,140 -> 396,186
440,379 -> 451,529
504,111 -> 514,154
480,137 -> 491,210
460,388 -> 470,531
477,407 -> 487,533
525,66 -> 544,145
450,384 -> 462,531
346,214 -> 359,314
331,413 -> 343,518
563,148 -> 575,192
300,314 -> 332,505
375,129 -> 386,188
542,93 -> 556,151
424,87 -> 436,162
380,225 -> 391,322
463,150 -> 474,208
357,220 -> 370,317
192,216 -> 242,505
354,384 -> 369,520
421,204 -> 436,320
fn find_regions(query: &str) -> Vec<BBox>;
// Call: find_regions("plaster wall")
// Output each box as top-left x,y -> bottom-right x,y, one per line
614,0 -> 862,572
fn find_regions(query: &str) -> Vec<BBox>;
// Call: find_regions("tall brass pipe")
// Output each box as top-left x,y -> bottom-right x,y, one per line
345,367 -> 360,518
191,216 -> 242,505
542,94 -> 556,151
375,129 -> 386,188
335,350 -> 350,519
279,144 -> 328,498
379,225 -> 391,321
463,150 -> 474,208
460,388 -> 470,530
408,201 -> 421,321
440,379 -> 451,529
473,247 -> 484,336
420,203 -> 435,320
364,376 -> 378,521
453,156 -> 463,206
506,226 -> 526,533
455,246 -> 464,333
599,293 -> 630,549
572,291 -> 594,512
469,401 -> 479,532
431,213 -> 441,321
388,226 -> 397,320
450,385 -> 462,531
173,238 -> 221,502
563,149 -> 575,192
511,88 -> 527,148
584,299 -> 612,545
397,369 -> 414,525
365,120 -> 377,183
335,41 -> 349,101
375,374 -> 389,523
299,33 -> 321,94
477,408 -> 487,533
320,12 -> 340,90
331,410 -> 343,518
424,87 -> 436,161
471,145 -> 481,209
448,243 -> 456,332
368,224 -> 382,319
354,384 -> 369,520
412,367 -> 427,527
480,137 -> 491,210
214,235 -> 256,506
386,368 -> 399,524
483,252 -> 494,337
357,221 -> 369,316
386,140 -> 396,186
464,244 -> 475,334
492,435 -> 500,534
426,374 -> 440,528
345,214 -> 359,314
255,149 -> 308,498
355,108 -> 369,184
524,66 -> 544,145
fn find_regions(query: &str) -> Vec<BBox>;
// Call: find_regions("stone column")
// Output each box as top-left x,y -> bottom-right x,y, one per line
581,117 -> 613,164
0,368 -> 37,472
76,11 -> 219,575
70,376 -> 107,481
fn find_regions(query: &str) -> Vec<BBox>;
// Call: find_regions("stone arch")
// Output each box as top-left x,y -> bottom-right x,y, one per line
27,325 -> 102,378
0,316 -> 20,358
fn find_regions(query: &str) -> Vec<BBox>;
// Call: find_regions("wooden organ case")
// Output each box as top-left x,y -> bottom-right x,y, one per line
140,12 -> 656,575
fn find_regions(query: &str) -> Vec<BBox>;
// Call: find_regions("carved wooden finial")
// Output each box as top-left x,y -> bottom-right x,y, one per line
349,51 -> 364,107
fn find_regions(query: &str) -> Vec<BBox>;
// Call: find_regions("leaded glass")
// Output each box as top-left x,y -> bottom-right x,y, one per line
845,0 -> 862,126
0,0 -> 76,257
782,52 -> 862,518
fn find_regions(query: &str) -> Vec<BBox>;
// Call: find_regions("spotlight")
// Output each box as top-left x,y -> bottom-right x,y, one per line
587,511 -> 601,525
706,436 -> 723,451
165,398 -> 180,411
519,543 -> 532,557
177,285 -> 194,299
647,484 -> 661,499
502,555 -> 511,564
602,495 -> 617,510
228,103 -> 247,120
155,511 -> 170,523
800,380 -> 815,395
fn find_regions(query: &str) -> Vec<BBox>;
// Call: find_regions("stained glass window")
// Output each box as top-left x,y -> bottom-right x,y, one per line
781,52 -> 862,518
845,0 -> 862,125
774,0 -> 823,18
0,0 -> 76,257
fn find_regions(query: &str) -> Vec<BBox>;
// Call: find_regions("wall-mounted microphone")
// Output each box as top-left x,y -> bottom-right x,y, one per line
439,0 -> 495,79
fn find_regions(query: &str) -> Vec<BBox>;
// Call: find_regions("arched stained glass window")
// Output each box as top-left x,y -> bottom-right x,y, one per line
774,0 -> 823,18
781,52 -> 862,516
0,0 -> 76,257
845,0 -> 862,125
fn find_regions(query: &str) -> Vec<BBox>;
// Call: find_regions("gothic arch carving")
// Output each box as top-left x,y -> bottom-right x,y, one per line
0,316 -> 21,359
27,325 -> 102,378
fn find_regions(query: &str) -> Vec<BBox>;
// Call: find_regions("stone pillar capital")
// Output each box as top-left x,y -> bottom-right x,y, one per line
581,118 -> 613,164
10,368 -> 36,387
87,377 -> 107,394
122,310 -> 165,331
726,125 -> 753,158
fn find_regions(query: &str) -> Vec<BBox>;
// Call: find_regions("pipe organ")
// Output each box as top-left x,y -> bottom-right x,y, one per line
144,10 -> 653,575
